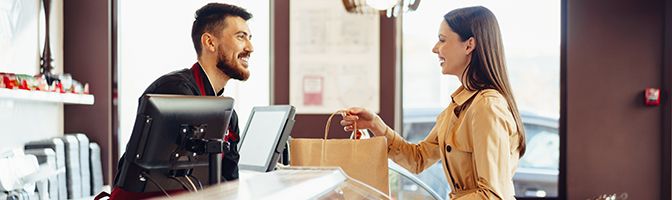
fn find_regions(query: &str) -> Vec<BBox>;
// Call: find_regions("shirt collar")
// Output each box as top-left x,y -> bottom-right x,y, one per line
451,86 -> 479,106
195,62 -> 225,96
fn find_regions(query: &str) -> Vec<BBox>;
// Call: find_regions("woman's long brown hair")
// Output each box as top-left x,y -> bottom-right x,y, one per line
444,6 -> 526,156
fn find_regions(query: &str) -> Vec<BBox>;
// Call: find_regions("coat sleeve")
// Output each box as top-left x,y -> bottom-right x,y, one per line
386,110 -> 446,174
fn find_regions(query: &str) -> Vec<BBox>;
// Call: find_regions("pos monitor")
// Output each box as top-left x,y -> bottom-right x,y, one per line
238,105 -> 295,172
116,94 -> 234,193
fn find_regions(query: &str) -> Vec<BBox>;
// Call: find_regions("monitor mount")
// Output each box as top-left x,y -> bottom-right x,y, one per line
168,124 -> 229,185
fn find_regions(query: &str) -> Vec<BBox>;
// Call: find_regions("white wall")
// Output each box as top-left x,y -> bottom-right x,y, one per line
0,0 -> 65,152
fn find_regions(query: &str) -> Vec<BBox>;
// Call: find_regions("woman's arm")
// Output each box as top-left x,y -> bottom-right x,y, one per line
384,124 -> 442,174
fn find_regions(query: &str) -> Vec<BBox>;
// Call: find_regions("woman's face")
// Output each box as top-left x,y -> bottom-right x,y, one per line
432,21 -> 474,78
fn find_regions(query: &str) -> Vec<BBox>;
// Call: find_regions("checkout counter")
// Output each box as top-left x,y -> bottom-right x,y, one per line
158,163 -> 443,200
158,167 -> 389,199
135,105 -> 443,199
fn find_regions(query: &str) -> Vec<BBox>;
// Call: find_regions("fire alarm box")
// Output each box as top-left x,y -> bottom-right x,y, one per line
645,88 -> 660,106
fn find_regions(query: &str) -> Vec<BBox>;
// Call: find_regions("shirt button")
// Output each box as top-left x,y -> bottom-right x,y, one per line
446,145 -> 452,153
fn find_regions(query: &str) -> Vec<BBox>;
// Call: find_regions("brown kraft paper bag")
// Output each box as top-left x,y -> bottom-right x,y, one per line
289,111 -> 389,194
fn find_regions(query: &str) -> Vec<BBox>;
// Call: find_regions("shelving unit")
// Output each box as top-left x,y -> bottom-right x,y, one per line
0,88 -> 94,105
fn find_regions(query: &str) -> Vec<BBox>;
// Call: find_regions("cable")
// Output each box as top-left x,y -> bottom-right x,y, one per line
141,171 -> 172,198
169,176 -> 192,192
188,174 -> 204,190
185,176 -> 198,192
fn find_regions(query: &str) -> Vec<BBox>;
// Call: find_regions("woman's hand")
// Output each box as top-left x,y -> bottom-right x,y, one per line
339,107 -> 388,136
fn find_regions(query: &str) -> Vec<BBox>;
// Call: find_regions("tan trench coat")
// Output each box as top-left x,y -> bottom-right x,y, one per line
383,87 -> 521,199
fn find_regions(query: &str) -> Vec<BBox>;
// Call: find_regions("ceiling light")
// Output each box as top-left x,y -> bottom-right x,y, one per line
365,0 -> 399,10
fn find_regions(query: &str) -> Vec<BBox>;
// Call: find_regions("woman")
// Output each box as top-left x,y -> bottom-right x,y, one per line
340,6 -> 525,200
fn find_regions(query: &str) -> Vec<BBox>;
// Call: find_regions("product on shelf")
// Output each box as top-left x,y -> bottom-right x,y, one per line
0,72 -> 90,95
0,74 -> 5,89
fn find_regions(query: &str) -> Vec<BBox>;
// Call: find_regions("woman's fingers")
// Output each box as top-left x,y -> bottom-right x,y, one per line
343,124 -> 356,132
339,107 -> 373,132
347,107 -> 366,115
342,115 -> 359,121
340,119 -> 353,126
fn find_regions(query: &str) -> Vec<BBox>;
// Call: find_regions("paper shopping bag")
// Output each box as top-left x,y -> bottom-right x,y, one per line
289,111 -> 389,194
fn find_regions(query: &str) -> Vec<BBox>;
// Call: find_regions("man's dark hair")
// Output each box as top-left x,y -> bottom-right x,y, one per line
191,3 -> 252,56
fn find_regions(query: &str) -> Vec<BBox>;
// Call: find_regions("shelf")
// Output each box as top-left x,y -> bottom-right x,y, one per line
0,88 -> 94,105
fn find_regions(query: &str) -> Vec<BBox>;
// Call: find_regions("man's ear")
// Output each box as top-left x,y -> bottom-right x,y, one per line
465,37 -> 476,55
201,33 -> 217,53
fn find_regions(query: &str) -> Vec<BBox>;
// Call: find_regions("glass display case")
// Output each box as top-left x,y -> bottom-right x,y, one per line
388,160 -> 443,200
156,163 -> 445,200
160,167 -> 390,199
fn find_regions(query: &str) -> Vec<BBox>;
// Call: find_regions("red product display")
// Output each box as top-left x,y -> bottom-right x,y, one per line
19,80 -> 29,90
3,74 -> 14,89
2,76 -> 12,89
645,88 -> 660,106
0,72 -> 90,95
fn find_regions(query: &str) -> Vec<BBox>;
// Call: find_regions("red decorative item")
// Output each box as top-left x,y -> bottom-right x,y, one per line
19,80 -> 29,90
3,76 -> 14,89
56,82 -> 64,93
84,83 -> 90,94
2,76 -> 9,89
354,130 -> 363,139
645,88 -> 660,106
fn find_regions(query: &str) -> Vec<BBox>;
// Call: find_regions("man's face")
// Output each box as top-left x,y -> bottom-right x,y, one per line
214,16 -> 253,81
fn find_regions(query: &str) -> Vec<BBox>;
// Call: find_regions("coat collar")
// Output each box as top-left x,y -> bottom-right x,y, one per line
451,86 -> 479,106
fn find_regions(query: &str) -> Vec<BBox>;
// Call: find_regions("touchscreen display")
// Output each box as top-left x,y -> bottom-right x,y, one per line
238,111 -> 287,168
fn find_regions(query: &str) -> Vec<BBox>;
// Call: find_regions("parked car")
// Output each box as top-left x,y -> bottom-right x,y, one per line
400,108 -> 559,199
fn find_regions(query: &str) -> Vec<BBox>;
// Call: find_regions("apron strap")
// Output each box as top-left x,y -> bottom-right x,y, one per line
191,63 -> 207,96
192,63 -> 237,142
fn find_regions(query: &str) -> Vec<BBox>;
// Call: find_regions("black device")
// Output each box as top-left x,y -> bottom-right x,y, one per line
237,105 -> 295,172
116,94 -> 234,193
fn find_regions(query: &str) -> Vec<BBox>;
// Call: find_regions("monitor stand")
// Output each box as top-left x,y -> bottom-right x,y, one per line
175,124 -> 230,186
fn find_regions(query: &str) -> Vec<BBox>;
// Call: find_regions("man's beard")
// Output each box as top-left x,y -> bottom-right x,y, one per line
216,52 -> 250,81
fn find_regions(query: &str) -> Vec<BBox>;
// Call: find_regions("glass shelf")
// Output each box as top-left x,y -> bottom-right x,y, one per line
0,88 -> 94,105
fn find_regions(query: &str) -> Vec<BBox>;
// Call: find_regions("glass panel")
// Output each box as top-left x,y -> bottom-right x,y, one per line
319,179 -> 391,200
401,0 -> 560,198
164,168 -> 390,200
389,161 -> 442,200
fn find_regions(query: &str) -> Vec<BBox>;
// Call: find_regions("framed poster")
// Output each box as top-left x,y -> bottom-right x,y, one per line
289,0 -> 380,114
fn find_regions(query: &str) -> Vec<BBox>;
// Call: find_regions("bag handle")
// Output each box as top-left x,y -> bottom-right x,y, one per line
321,110 -> 358,164
324,110 -> 358,140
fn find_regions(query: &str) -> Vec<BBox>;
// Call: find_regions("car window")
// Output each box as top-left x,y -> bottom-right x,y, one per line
519,124 -> 559,170
403,121 -> 436,143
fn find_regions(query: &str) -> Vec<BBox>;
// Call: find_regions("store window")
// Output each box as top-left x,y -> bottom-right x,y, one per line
117,1 -> 270,156
401,0 -> 560,198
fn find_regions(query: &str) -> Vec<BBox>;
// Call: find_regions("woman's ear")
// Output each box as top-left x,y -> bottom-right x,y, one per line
465,37 -> 476,55
201,33 -> 217,53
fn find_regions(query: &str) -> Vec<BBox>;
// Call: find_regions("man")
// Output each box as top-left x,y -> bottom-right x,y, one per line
108,3 -> 253,199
